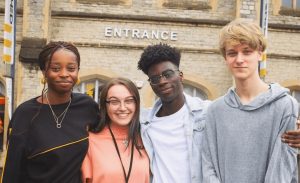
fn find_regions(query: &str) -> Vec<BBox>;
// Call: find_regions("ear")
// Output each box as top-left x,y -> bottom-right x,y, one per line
179,71 -> 184,82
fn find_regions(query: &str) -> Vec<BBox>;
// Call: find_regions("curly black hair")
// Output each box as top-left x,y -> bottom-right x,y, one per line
137,43 -> 181,74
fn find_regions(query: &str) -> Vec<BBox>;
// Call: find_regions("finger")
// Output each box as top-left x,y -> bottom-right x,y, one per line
282,138 -> 300,144
282,134 -> 300,140
284,130 -> 300,135
287,144 -> 300,148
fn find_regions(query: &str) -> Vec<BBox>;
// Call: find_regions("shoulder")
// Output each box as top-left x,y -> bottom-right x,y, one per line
71,93 -> 99,108
209,96 -> 225,108
88,129 -> 107,143
278,94 -> 299,116
13,97 -> 40,116
72,93 -> 96,104
184,93 -> 211,107
10,97 -> 40,133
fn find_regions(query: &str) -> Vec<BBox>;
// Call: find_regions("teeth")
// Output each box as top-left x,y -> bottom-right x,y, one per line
118,114 -> 129,117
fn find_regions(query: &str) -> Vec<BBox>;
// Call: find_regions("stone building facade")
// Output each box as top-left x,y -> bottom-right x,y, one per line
0,0 -> 300,163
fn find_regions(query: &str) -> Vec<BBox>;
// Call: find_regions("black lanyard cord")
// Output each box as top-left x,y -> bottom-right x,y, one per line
108,125 -> 134,183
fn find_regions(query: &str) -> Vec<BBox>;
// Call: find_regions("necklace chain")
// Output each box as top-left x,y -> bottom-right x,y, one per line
45,92 -> 72,128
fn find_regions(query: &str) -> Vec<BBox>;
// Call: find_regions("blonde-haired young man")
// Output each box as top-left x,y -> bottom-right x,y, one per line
202,19 -> 298,183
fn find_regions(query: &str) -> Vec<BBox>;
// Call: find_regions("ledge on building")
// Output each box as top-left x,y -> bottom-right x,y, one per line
76,0 -> 128,6
19,38 -> 46,63
162,1 -> 211,10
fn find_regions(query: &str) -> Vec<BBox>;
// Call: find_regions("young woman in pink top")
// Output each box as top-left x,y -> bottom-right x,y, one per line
82,77 -> 150,183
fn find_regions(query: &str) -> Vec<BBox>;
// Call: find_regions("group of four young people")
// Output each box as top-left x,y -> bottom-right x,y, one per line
2,19 -> 300,183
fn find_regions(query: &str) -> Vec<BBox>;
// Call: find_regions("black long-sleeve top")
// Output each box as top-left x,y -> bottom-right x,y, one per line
1,93 -> 100,183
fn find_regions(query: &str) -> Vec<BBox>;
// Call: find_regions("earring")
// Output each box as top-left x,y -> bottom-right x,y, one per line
76,78 -> 80,85
41,78 -> 46,84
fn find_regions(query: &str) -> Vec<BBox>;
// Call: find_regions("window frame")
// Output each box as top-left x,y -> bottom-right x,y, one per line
73,79 -> 106,103
278,0 -> 300,16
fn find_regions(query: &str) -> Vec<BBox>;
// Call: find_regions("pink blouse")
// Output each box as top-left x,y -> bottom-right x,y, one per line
81,125 -> 150,183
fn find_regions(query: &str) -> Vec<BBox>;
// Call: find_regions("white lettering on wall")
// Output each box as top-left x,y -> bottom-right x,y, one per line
105,27 -> 113,37
104,27 -> 178,41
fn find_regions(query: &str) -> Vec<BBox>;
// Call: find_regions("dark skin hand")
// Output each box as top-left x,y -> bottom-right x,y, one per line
282,120 -> 300,148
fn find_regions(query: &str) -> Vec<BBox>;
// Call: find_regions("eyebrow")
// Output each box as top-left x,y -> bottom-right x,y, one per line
242,47 -> 252,50
107,96 -> 134,100
149,69 -> 173,76
225,49 -> 235,53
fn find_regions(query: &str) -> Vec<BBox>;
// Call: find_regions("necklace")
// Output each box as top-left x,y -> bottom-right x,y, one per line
108,125 -> 134,183
45,92 -> 72,128
122,139 -> 129,148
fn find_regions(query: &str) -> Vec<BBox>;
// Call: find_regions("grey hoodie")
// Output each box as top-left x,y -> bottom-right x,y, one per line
202,83 -> 298,183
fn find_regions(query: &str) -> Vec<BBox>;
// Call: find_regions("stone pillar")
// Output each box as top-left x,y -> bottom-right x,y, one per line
236,0 -> 258,21
20,0 -> 50,63
16,0 -> 51,109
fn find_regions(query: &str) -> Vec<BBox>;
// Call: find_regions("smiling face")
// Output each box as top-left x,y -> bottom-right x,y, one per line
44,49 -> 79,94
225,43 -> 262,81
147,61 -> 184,103
106,84 -> 136,127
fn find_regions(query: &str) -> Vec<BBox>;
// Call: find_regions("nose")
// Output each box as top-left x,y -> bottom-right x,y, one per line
119,101 -> 127,110
157,75 -> 168,85
236,52 -> 244,64
59,68 -> 69,77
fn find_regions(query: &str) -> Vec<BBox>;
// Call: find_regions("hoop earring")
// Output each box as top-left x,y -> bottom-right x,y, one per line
76,78 -> 80,85
41,78 -> 46,84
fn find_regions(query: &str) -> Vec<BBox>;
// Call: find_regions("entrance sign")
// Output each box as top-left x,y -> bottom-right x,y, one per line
105,27 -> 178,41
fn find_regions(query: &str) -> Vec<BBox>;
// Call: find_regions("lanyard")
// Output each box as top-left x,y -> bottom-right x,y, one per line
108,125 -> 134,183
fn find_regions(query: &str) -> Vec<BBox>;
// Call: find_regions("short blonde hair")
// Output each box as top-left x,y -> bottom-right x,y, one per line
219,19 -> 267,58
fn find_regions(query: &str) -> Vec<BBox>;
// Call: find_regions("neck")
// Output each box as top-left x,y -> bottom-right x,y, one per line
234,76 -> 269,104
158,94 -> 185,117
45,89 -> 72,104
109,123 -> 129,137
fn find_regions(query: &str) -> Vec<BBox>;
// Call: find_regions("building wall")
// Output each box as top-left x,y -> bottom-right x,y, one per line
0,0 -> 299,106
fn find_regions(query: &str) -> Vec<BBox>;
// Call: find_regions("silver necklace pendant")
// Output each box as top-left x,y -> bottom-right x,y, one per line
122,139 -> 129,147
45,91 -> 71,129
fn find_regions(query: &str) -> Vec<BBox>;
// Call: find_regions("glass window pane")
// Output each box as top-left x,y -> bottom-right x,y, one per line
183,84 -> 208,100
282,0 -> 292,8
297,0 -> 300,8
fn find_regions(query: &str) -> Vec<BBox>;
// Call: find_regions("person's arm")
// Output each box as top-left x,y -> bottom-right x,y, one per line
81,135 -> 93,183
282,120 -> 300,148
1,129 -> 26,183
201,108 -> 221,183
264,100 -> 298,183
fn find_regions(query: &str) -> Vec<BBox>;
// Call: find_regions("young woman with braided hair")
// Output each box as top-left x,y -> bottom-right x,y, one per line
2,41 -> 99,183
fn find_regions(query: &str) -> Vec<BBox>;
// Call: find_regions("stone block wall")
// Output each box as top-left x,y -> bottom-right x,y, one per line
0,0 -> 299,107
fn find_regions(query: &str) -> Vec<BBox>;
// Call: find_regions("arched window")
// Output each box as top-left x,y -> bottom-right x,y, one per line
73,79 -> 107,103
183,83 -> 208,100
